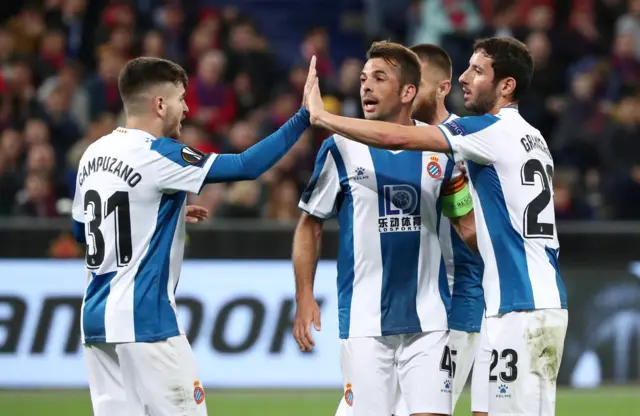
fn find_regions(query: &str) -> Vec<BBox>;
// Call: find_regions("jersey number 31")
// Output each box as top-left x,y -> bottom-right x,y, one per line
521,159 -> 554,239
84,190 -> 133,269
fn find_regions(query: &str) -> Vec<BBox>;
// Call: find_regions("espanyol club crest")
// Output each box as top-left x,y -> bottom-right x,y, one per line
427,159 -> 442,178
193,381 -> 205,404
344,383 -> 354,406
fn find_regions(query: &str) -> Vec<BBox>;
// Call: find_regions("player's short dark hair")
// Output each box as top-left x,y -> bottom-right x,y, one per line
366,41 -> 421,94
409,43 -> 452,80
118,57 -> 188,106
473,37 -> 533,101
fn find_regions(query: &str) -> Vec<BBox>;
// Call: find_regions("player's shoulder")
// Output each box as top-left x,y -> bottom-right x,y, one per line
441,113 -> 501,137
150,136 -> 208,167
318,134 -> 352,155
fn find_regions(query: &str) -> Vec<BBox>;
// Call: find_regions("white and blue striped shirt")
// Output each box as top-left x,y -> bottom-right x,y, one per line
438,107 -> 568,317
299,121 -> 462,338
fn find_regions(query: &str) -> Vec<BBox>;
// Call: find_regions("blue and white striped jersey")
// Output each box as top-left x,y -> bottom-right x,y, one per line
439,221 -> 485,333
299,121 -> 463,339
434,115 -> 485,333
438,107 -> 568,317
72,128 -> 217,344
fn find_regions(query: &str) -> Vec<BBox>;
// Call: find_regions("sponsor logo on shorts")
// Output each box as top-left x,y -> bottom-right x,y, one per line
344,383 -> 354,406
496,384 -> 511,399
441,378 -> 452,394
194,381 -> 205,404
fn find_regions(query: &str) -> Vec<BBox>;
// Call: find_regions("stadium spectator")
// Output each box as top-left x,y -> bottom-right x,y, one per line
224,19 -> 279,107
0,1 -> 638,221
37,85 -> 81,162
520,31 -> 566,138
155,4 -> 187,64
300,27 -> 335,80
216,181 -> 262,219
615,0 -> 640,60
37,61 -> 89,131
265,179 -> 300,222
553,168 -> 596,220
33,29 -> 67,84
232,71 -> 259,119
84,53 -> 124,121
5,59 -> 39,129
333,58 -> 364,119
0,128 -> 24,215
551,67 -> 606,173
6,6 -> 46,55
185,50 -> 236,135
23,118 -> 50,148
141,30 -> 164,58
604,31 -> 640,103
601,95 -> 640,219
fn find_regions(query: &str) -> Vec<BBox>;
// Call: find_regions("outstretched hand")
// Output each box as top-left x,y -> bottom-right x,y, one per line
185,205 -> 209,223
302,55 -> 325,126
302,55 -> 317,111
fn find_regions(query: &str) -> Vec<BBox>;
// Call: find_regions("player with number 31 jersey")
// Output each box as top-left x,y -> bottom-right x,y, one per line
71,56 -> 316,416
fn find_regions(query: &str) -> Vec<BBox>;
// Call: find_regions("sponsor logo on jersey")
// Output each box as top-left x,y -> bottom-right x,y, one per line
378,184 -> 421,233
442,120 -> 465,136
181,146 -> 205,164
344,383 -> 354,406
427,161 -> 442,178
353,167 -> 369,180
193,381 -> 205,404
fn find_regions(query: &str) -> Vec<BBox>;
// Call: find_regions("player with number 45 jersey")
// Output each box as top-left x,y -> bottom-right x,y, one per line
305,37 -> 568,416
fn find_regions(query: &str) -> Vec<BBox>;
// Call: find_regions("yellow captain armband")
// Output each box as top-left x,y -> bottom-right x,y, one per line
441,176 -> 473,218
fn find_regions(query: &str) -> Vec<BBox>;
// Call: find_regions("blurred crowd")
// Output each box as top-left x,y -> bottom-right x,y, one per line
0,0 -> 638,222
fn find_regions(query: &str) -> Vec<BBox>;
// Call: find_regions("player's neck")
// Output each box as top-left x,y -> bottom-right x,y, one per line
125,116 -> 163,139
489,98 -> 518,115
430,102 -> 451,125
388,108 -> 414,126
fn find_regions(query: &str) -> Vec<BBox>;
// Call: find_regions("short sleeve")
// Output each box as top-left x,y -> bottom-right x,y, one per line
72,178 -> 84,222
150,138 -> 218,194
437,114 -> 501,165
298,138 -> 341,220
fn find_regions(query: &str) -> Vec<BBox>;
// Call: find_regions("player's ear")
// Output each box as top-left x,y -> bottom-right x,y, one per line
401,84 -> 417,105
154,96 -> 166,117
500,77 -> 516,100
438,80 -> 451,98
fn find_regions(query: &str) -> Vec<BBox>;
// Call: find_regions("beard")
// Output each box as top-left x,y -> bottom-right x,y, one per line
412,92 -> 438,124
163,116 -> 182,139
464,86 -> 498,114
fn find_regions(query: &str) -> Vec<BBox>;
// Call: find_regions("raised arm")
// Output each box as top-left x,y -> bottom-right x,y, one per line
306,75 -> 450,152
204,107 -> 310,182
313,110 -> 450,152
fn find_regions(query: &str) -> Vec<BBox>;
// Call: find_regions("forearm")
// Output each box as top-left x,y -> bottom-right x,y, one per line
205,107 -> 310,182
450,210 -> 478,252
292,213 -> 323,299
314,111 -> 450,152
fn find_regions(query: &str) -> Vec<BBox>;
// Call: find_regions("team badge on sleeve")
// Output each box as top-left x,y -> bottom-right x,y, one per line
193,381 -> 205,404
181,146 -> 205,164
442,120 -> 466,136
